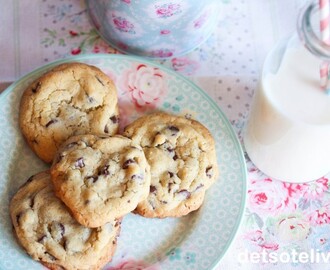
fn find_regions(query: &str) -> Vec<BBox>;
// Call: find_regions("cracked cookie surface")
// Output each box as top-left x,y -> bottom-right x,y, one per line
19,62 -> 119,163
50,134 -> 151,227
10,170 -> 121,270
123,112 -> 219,218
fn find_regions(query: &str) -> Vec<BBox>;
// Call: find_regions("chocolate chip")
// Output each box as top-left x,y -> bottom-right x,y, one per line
177,189 -> 191,199
85,200 -> 90,205
104,125 -> 109,133
44,251 -> 57,261
168,183 -> 174,191
87,96 -> 95,103
150,185 -> 157,194
173,154 -> 178,161
31,82 -> 41,93
86,175 -> 98,183
102,165 -> 110,175
123,159 -> 135,169
75,157 -> 85,168
63,239 -> 67,251
166,147 -> 174,153
20,175 -> 35,188
168,171 -> 174,178
26,175 -> 34,183
29,196 -> 35,208
59,223 -> 65,237
55,154 -> 64,164
127,200 -> 131,203
45,119 -> 58,127
160,200 -> 168,204
81,140 -> 90,147
95,76 -> 104,86
38,235 -> 47,243
168,126 -> 179,135
168,126 -> 179,132
185,113 -> 193,119
98,135 -> 110,139
115,220 -> 121,227
16,213 -> 21,225
149,200 -> 156,210
32,139 -> 38,144
110,115 -> 119,124
131,174 -> 143,181
206,166 -> 213,178
194,183 -> 204,192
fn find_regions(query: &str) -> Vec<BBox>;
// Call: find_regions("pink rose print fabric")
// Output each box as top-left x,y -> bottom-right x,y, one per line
308,203 -> 330,225
151,49 -> 174,58
118,64 -> 167,110
160,29 -> 171,35
242,230 -> 279,253
171,57 -> 200,75
155,3 -> 182,18
273,214 -> 310,242
248,178 -> 297,215
106,260 -> 160,270
193,11 -> 209,29
112,15 -> 135,34
300,177 -> 329,199
238,157 -> 330,268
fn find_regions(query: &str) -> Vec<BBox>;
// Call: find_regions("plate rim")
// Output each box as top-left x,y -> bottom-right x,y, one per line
0,53 -> 247,269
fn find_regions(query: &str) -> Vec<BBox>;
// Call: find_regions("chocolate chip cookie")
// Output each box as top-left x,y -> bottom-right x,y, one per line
123,112 -> 219,218
10,171 -> 121,270
50,134 -> 151,227
19,62 -> 119,163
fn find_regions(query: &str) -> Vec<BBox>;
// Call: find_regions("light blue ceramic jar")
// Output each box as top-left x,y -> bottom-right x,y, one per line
86,0 -> 219,58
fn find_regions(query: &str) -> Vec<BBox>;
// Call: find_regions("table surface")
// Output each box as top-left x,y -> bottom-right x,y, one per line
2,0 -> 330,269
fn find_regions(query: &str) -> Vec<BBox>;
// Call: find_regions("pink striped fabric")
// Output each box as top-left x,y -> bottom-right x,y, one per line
319,0 -> 330,89
320,0 -> 330,43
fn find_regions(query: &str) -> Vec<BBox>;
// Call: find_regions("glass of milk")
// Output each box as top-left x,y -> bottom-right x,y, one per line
244,2 -> 330,183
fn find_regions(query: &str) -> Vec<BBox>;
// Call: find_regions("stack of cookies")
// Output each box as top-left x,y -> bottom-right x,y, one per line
10,62 -> 219,270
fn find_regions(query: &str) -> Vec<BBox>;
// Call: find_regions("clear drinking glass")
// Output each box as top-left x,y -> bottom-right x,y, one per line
243,2 -> 330,183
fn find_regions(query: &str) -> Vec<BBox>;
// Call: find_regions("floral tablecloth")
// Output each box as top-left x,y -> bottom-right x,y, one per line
2,0 -> 330,269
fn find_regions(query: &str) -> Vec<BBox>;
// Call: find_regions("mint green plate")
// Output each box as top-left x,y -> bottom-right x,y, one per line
0,54 -> 246,270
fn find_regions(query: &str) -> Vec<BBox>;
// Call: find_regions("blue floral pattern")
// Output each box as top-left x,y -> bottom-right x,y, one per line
166,248 -> 182,261
309,224 -> 330,252
86,0 -> 218,57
